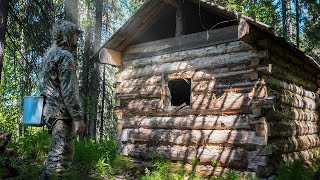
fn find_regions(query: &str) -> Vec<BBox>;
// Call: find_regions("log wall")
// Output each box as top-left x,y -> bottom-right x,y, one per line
116,40 -> 271,176
259,47 -> 320,171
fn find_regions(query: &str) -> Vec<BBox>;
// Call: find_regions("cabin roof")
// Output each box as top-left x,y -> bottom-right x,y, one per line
92,0 -> 320,71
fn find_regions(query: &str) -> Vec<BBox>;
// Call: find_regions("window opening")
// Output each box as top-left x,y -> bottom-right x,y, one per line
168,78 -> 191,106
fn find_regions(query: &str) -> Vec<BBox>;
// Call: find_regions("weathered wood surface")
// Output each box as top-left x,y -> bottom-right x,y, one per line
191,92 -> 265,111
182,164 -> 257,176
123,41 -> 255,66
117,50 -> 267,80
257,39 -> 319,74
270,134 -> 320,154
117,75 -> 263,97
122,26 -> 239,61
118,76 -> 162,87
268,65 -> 317,90
272,91 -> 317,110
116,85 -> 161,97
281,147 -> 320,163
238,18 -> 319,74
266,55 -> 317,82
192,69 -> 258,82
120,107 -> 252,117
192,80 -> 266,96
175,1 -> 184,37
99,48 -> 122,66
120,92 -> 262,114
120,143 -> 258,167
130,159 -> 256,177
265,77 -> 318,100
268,121 -> 319,137
120,128 -> 266,146
121,115 -> 254,130
121,99 -> 162,112
266,107 -> 319,122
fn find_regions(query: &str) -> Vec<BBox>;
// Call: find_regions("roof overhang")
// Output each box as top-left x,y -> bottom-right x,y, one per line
92,0 -> 320,72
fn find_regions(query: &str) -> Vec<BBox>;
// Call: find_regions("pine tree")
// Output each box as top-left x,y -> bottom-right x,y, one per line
0,0 -> 9,82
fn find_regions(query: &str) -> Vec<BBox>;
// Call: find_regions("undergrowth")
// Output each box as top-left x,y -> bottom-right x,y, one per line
275,159 -> 320,180
2,129 -> 320,179
2,129 -> 132,179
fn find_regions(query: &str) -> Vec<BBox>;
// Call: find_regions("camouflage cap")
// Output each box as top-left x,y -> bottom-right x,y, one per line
51,20 -> 83,41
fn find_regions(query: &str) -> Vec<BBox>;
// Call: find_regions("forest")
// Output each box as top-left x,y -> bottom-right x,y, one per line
0,0 -> 320,179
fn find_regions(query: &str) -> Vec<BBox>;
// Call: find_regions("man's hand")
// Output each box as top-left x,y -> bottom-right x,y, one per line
73,120 -> 85,136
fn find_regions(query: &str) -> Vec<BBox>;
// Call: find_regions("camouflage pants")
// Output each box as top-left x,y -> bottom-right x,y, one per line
43,119 -> 75,176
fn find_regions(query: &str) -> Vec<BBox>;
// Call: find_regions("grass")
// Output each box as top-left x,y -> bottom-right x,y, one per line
1,130 -> 320,179
1,130 -> 131,179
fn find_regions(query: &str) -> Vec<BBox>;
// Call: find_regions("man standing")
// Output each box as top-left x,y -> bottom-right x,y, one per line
40,20 -> 85,179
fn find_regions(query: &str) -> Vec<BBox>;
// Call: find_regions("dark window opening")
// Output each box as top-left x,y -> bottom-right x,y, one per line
168,78 -> 191,106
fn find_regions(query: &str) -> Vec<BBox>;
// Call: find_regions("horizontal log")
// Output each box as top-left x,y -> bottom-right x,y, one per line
99,48 -> 122,66
116,85 -> 161,97
121,115 -> 254,130
120,128 -> 266,146
117,74 -> 264,99
192,69 -> 258,82
121,99 -> 162,112
167,61 -> 259,80
120,93 -> 259,114
116,94 -> 161,99
123,41 -> 255,66
266,106 -> 319,122
239,21 -> 319,75
269,65 -> 317,90
122,25 -> 239,60
118,76 -> 162,87
256,39 -> 318,75
270,90 -> 317,110
264,76 -> 318,100
117,50 -> 267,80
267,55 -> 317,83
130,159 -> 256,177
270,134 -> 320,154
120,143 -> 256,167
280,147 -> 320,163
122,106 -> 252,117
192,92 -> 266,111
183,164 -> 258,177
192,80 -> 266,96
268,121 -> 319,137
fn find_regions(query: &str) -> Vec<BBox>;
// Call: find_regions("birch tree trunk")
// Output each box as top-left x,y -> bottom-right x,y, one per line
0,0 -> 9,82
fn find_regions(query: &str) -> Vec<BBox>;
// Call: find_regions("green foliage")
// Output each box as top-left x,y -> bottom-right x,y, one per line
1,130 -> 135,179
7,129 -> 50,178
223,170 -> 256,180
275,159 -> 319,180
141,158 -> 187,180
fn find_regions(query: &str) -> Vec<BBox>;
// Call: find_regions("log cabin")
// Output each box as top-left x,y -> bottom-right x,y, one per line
91,0 -> 320,177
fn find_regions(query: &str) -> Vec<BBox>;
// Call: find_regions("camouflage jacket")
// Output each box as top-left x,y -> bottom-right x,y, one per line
40,46 -> 83,123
